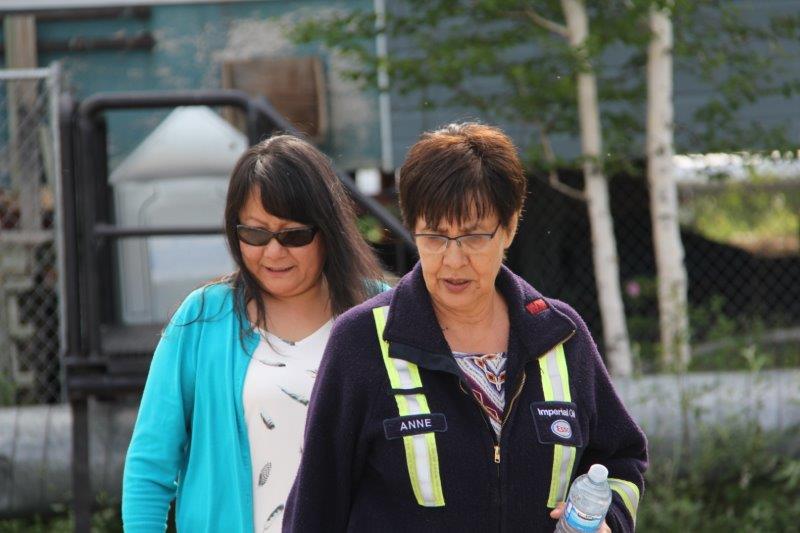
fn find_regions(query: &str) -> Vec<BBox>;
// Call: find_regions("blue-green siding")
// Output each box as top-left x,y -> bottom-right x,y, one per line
13,0 -> 379,170
7,0 -> 800,170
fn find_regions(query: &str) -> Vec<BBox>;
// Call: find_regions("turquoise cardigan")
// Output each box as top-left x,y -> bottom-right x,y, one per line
122,282 -> 260,532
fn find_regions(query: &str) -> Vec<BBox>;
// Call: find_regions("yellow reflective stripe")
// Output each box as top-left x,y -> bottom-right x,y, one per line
401,434 -> 423,503
540,344 -> 570,402
539,362 -> 553,401
547,442 -> 564,506
373,307 -> 402,387
555,344 -> 571,402
400,393 -> 445,506
397,358 -> 423,389
609,478 -> 640,524
539,343 -> 575,507
372,306 -> 445,507
374,307 -> 425,390
425,431 -> 445,505
394,392 -> 410,415
402,395 -> 426,505
403,394 -> 441,506
539,353 -> 555,400
556,445 -> 577,504
414,394 -> 445,506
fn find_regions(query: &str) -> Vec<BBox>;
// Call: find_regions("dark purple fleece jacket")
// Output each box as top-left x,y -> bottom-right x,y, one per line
284,263 -> 647,533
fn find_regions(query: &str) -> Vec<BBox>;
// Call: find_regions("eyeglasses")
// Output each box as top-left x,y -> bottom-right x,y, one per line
413,223 -> 501,254
236,224 -> 318,247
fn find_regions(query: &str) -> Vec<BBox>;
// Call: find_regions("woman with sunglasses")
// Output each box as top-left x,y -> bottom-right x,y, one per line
123,135 -> 383,532
284,123 -> 647,532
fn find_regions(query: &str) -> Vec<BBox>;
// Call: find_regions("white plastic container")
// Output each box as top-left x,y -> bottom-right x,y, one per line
110,107 -> 245,324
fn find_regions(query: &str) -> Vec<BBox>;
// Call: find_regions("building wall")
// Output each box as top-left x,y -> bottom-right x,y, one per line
11,0 -> 379,171
386,0 -> 800,165
4,0 -> 800,171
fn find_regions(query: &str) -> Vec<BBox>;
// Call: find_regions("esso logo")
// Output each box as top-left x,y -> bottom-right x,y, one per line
551,419 -> 572,439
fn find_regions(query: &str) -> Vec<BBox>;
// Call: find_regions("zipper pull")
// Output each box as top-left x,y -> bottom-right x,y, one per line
494,444 -> 501,464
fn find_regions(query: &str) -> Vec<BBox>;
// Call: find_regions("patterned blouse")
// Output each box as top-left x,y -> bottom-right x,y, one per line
452,351 -> 508,438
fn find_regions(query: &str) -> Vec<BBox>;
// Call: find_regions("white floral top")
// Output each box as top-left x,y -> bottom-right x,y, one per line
243,320 -> 333,532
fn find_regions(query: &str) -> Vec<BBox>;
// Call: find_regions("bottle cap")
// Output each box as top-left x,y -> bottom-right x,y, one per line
588,464 -> 609,483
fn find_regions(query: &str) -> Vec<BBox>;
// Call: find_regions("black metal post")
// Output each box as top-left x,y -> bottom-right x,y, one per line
71,397 -> 91,532
245,100 -> 263,145
60,94 -> 93,533
77,113 -> 103,359
58,94 -> 80,372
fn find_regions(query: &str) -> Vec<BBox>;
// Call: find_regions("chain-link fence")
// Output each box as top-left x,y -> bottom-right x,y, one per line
507,166 -> 800,374
0,64 -> 796,404
0,66 -> 62,405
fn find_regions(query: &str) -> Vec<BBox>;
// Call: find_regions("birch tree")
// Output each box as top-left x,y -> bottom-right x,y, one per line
647,3 -> 690,369
289,0 -> 800,373
560,0 -> 632,374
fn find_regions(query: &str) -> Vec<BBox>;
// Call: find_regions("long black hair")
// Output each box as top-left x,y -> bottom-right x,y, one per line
223,134 -> 383,333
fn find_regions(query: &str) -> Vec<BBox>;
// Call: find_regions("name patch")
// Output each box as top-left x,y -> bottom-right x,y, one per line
530,401 -> 583,447
383,413 -> 448,440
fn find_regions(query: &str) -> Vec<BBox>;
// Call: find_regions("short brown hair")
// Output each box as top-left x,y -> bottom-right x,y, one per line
398,122 -> 526,230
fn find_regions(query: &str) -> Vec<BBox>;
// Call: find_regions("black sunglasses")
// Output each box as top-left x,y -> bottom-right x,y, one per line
236,224 -> 318,247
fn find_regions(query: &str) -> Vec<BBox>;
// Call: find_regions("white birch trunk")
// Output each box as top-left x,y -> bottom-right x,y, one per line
561,0 -> 633,376
647,7 -> 691,369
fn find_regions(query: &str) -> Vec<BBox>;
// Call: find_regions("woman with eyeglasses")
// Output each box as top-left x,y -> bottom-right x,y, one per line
284,123 -> 647,532
122,135 -> 384,532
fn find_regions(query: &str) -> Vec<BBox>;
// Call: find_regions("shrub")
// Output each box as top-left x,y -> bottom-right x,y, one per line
638,423 -> 800,532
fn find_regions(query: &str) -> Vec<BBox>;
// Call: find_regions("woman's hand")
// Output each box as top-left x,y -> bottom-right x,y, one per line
549,503 -> 611,533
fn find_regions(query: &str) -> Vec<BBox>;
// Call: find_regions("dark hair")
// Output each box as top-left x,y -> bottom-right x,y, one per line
223,134 -> 383,332
398,122 -> 526,230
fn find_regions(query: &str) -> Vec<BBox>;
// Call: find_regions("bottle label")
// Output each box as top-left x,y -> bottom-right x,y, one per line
564,501 -> 604,532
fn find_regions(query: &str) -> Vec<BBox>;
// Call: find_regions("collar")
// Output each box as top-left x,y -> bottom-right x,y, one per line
383,262 -> 577,375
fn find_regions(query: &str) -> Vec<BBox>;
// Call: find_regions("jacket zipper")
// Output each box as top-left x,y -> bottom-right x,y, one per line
490,326 -> 577,463
457,376 -> 502,531
457,377 -> 496,439
454,328 -> 576,531
495,370 -> 527,463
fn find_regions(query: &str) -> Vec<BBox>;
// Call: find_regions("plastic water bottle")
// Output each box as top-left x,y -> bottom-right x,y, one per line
554,464 -> 613,533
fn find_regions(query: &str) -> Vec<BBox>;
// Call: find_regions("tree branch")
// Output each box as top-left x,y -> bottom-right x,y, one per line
538,124 -> 587,202
524,8 -> 569,38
